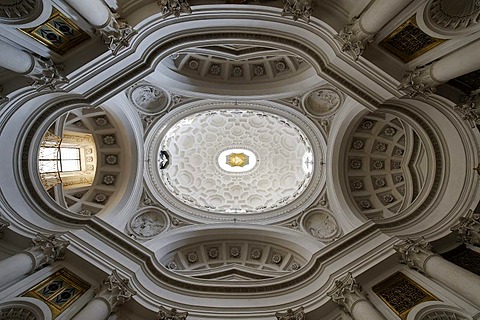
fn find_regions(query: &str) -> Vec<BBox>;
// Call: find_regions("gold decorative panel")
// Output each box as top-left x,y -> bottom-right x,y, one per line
19,9 -> 90,54
379,16 -> 446,63
22,268 -> 91,318
373,272 -> 437,319
226,152 -> 249,167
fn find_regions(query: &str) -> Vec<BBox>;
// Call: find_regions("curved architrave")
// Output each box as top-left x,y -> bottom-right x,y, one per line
407,301 -> 474,320
0,297 -> 52,320
378,97 -> 480,238
149,224 -> 322,260
61,6 -> 395,108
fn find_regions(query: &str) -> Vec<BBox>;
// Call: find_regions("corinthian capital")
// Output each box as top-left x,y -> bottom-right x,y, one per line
98,12 -> 136,55
157,0 -> 192,18
327,272 -> 367,316
454,92 -> 480,128
23,233 -> 70,271
398,64 -> 442,98
282,0 -> 313,23
275,307 -> 305,320
451,209 -> 480,246
157,306 -> 188,320
393,237 -> 436,273
337,17 -> 375,61
26,55 -> 68,90
95,270 -> 136,313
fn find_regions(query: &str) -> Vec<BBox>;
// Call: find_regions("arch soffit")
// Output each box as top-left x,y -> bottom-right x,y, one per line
64,7 -> 394,108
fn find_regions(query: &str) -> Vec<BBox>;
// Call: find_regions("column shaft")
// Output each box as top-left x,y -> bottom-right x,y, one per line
431,40 -> 480,83
64,0 -> 110,27
425,255 -> 480,306
361,0 -> 413,34
72,298 -> 110,320
351,300 -> 386,320
0,41 -> 33,74
0,252 -> 34,287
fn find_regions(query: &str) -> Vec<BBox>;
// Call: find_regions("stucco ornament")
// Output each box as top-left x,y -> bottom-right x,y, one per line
158,0 -> 192,18
94,270 -> 136,313
27,55 -> 68,90
302,88 -> 342,117
426,0 -> 480,35
128,83 -> 169,114
393,237 -> 437,273
282,0 -> 313,22
23,234 -> 70,271
451,209 -> 480,246
98,12 -> 136,55
454,92 -> 480,128
0,0 -> 42,24
303,209 -> 340,241
157,306 -> 188,320
327,272 -> 367,316
275,306 -> 305,320
130,210 -> 166,238
337,17 -> 374,61
398,64 -> 441,98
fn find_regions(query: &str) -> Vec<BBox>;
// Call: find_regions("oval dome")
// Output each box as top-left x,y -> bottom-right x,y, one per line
145,101 -> 326,222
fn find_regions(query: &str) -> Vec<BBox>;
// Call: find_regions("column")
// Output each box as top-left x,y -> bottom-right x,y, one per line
275,307 -> 305,320
0,215 -> 9,238
0,233 -> 69,288
64,0 -> 135,55
0,40 -> 67,90
338,0 -> 413,60
327,272 -> 386,320
394,237 -> 480,307
399,40 -> 480,97
72,270 -> 136,320
157,306 -> 189,320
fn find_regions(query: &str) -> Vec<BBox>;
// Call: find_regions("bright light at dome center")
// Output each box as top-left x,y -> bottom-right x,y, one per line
218,148 -> 257,173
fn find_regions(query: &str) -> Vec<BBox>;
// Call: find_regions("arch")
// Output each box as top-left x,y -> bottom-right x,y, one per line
407,301 -> 473,320
0,297 -> 52,320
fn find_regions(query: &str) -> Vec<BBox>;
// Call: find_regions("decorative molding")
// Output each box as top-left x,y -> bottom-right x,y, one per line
23,234 -> 70,271
0,0 -> 42,24
380,15 -> 445,62
282,0 -> 313,22
337,17 -> 374,61
126,82 -> 170,114
157,0 -> 192,18
424,0 -> 480,36
94,270 -> 136,313
393,237 -> 436,273
127,207 -> 168,240
398,64 -> 441,98
26,55 -> 68,90
98,12 -> 136,55
157,306 -> 188,320
275,306 -> 305,320
454,92 -> 480,128
326,272 -> 367,316
451,209 -> 480,246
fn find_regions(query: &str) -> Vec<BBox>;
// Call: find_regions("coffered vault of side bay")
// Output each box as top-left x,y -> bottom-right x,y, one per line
0,0 -> 479,319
